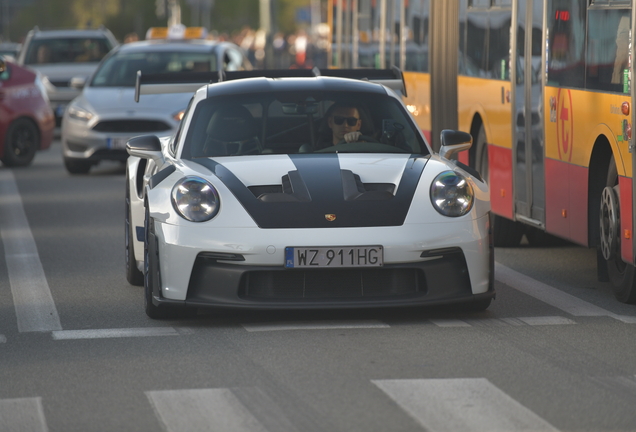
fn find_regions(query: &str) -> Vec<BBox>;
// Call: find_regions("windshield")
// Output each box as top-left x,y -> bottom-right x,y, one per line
24,38 -> 111,65
91,50 -> 218,87
182,91 -> 427,158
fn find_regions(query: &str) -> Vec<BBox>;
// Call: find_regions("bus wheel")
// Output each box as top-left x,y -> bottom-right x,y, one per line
600,159 -> 636,303
476,125 -> 524,247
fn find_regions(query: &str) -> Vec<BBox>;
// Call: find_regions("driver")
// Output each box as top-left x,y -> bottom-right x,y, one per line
327,104 -> 363,145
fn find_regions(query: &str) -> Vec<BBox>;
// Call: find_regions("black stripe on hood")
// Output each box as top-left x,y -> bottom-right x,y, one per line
193,154 -> 428,228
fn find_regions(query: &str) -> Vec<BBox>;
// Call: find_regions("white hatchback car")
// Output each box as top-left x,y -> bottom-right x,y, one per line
61,38 -> 251,174
126,69 -> 494,319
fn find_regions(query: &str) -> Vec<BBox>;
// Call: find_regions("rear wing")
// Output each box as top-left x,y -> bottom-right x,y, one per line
134,66 -> 407,102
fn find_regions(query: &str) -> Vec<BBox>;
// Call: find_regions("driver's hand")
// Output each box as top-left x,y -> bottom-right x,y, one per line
343,131 -> 362,143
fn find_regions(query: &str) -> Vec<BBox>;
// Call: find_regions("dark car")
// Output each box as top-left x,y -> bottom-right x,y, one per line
0,57 -> 54,167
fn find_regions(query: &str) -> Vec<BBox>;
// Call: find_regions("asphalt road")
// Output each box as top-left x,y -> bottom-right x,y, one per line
1,141 -> 635,432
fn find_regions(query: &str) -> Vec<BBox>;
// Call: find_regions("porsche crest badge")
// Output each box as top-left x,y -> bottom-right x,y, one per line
325,214 -> 336,222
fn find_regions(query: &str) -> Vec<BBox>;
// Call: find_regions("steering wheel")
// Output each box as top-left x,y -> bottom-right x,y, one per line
336,135 -> 380,145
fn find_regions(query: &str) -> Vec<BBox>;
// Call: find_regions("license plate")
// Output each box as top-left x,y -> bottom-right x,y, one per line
285,246 -> 383,268
55,104 -> 66,117
107,137 -> 129,149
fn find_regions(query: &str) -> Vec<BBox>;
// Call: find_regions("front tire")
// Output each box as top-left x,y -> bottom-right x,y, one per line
599,158 -> 636,303
125,177 -> 144,286
475,125 -> 524,247
2,118 -> 38,167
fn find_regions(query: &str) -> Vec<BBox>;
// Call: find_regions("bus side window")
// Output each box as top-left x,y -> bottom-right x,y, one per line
488,9 -> 512,80
586,9 -> 630,93
547,0 -> 586,89
465,11 -> 489,77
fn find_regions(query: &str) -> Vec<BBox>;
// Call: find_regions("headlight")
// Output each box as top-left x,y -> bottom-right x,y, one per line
430,171 -> 474,217
173,110 -> 185,121
67,104 -> 94,121
171,177 -> 220,222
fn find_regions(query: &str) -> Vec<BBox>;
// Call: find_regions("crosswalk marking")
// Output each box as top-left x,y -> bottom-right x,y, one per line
0,397 -> 49,432
242,320 -> 390,332
146,388 -> 269,432
0,170 -> 61,333
373,378 -> 560,432
51,327 -> 179,340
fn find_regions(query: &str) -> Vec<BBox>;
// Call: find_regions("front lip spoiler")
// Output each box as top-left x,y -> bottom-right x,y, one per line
151,291 -> 496,311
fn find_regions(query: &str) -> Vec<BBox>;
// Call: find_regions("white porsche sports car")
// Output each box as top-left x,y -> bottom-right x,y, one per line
126,68 -> 494,319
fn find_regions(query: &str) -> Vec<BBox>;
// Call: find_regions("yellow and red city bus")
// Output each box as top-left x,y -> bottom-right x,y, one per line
331,0 -> 636,303
454,0 -> 636,303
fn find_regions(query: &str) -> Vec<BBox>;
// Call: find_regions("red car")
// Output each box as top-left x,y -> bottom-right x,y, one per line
0,57 -> 54,166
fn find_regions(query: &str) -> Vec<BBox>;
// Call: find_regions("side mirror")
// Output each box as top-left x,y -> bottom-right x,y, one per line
127,135 -> 163,164
70,76 -> 87,89
439,129 -> 472,159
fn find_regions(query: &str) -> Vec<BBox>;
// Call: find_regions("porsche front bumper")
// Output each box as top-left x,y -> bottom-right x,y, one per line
148,214 -> 494,310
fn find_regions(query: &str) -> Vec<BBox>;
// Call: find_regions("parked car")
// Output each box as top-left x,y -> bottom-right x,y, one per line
0,57 -> 54,167
0,42 -> 21,62
17,26 -> 118,125
61,37 -> 252,174
125,68 -> 494,319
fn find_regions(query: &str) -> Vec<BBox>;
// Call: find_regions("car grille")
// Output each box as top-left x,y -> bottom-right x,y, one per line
92,120 -> 171,133
241,268 -> 423,299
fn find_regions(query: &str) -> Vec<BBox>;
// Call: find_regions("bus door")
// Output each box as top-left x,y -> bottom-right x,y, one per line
511,0 -> 546,227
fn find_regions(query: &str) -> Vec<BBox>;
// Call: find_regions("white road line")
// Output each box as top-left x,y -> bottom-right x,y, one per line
499,317 -> 526,326
517,316 -> 576,326
146,388 -> 269,432
0,170 -> 61,333
612,315 -> 636,323
429,319 -> 472,327
594,375 -> 636,394
242,320 -> 390,332
51,327 -> 179,340
373,378 -> 560,432
0,397 -> 49,432
431,316 -> 575,328
496,263 -> 619,317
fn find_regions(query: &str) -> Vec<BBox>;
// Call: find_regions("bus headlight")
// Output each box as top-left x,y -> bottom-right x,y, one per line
430,171 -> 474,217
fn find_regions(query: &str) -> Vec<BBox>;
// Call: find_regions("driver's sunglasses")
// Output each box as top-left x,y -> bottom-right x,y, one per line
333,115 -> 360,126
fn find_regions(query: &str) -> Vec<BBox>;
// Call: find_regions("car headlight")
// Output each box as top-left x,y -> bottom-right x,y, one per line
67,104 -> 94,121
430,171 -> 474,217
173,109 -> 185,121
171,177 -> 220,222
